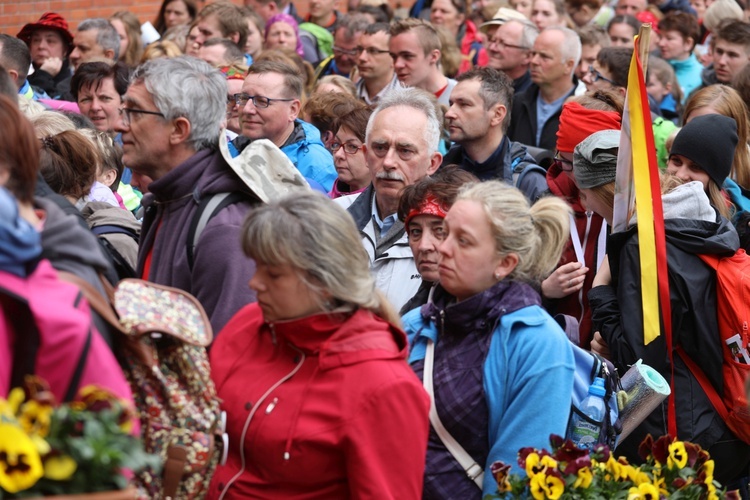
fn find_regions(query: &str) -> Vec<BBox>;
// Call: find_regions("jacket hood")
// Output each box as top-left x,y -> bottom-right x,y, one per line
267,306 -> 409,370
36,196 -> 111,273
80,201 -> 141,234
547,161 -> 584,213
613,181 -> 739,257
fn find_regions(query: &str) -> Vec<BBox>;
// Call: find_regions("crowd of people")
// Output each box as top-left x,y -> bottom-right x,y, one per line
2,0 -> 750,497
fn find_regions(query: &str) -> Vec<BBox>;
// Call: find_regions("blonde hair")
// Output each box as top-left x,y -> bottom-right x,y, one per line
457,182 -> 571,283
28,111 -> 76,139
684,85 -> 750,191
314,75 -> 356,96
140,40 -> 183,63
241,192 -> 401,325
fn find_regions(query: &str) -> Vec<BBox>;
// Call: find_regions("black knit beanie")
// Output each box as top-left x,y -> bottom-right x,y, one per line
669,114 -> 738,187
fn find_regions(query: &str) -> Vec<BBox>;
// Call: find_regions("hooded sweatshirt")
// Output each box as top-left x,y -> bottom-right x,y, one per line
137,148 -> 259,334
207,304 -> 430,499
589,182 -> 746,479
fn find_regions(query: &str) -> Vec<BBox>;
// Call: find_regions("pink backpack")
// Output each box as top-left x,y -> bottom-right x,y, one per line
0,259 -> 132,404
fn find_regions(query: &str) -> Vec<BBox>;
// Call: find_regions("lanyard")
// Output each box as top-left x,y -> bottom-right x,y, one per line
569,212 -> 607,271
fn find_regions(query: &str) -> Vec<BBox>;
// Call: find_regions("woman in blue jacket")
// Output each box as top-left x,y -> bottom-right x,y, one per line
403,181 -> 576,498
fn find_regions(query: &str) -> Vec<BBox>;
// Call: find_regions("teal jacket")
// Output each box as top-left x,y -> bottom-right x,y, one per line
403,303 -> 575,496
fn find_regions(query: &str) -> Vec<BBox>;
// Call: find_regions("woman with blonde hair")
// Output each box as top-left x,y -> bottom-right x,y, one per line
110,11 -> 144,67
208,192 -> 430,499
403,181 -> 575,497
140,40 -> 183,63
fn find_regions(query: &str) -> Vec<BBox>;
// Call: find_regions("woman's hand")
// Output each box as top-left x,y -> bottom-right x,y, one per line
541,262 -> 589,299
39,57 -> 63,78
590,331 -> 612,361
592,255 -> 611,288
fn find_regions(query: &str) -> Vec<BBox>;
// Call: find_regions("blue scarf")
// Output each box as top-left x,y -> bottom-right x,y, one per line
0,187 -> 41,277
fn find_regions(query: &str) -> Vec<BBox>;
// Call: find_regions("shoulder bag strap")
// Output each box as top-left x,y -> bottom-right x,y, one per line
423,339 -> 484,489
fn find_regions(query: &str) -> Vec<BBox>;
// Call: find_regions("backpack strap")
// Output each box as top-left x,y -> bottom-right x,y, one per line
675,346 -> 729,422
1,289 -> 41,391
512,161 -> 547,189
91,224 -> 139,241
186,192 -> 247,271
423,339 -> 484,489
64,326 -> 92,402
57,271 -> 127,335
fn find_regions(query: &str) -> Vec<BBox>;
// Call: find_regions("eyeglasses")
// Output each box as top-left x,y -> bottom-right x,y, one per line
233,93 -> 294,109
587,65 -> 618,86
487,37 -> 528,50
119,107 -> 165,126
553,152 -> 574,172
330,141 -> 363,154
333,45 -> 358,56
354,46 -> 391,56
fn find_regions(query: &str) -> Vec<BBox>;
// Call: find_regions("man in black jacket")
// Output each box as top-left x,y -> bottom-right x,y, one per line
443,66 -> 547,201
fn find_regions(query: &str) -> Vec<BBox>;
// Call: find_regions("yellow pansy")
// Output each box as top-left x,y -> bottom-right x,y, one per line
0,422 -> 44,493
17,400 -> 53,438
573,467 -> 593,489
530,472 -> 547,500
667,441 -> 688,469
627,482 -> 660,500
530,472 -> 565,500
44,454 -> 78,481
545,474 -> 565,499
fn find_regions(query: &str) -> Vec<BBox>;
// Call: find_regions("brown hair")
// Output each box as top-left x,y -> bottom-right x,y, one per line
390,18 -> 442,55
566,88 -> 625,114
110,11 -> 144,67
196,1 -> 249,49
658,12 -> 700,49
39,130 -> 98,201
251,52 -> 310,97
398,165 -> 479,222
0,95 -> 38,203
302,92 -> 364,138
333,106 -> 374,143
154,0 -> 198,35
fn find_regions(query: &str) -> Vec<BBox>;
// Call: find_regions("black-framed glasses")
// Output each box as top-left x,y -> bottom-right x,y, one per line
332,45 -> 358,56
553,152 -> 574,172
487,37 -> 528,50
119,107 -> 165,126
330,141 -> 363,154
233,93 -> 294,109
587,65 -> 618,86
354,46 -> 391,56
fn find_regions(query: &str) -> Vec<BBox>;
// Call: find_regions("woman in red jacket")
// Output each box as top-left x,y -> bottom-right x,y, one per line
208,192 -> 431,499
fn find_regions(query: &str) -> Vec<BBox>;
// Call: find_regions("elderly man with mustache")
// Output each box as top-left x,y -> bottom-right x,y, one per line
335,86 -> 442,312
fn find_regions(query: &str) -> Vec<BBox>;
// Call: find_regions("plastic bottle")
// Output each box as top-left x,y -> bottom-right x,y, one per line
570,377 -> 607,450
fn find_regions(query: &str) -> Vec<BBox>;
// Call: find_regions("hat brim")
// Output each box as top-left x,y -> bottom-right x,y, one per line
17,23 -> 73,47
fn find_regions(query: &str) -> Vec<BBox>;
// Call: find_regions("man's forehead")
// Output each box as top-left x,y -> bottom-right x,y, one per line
369,107 -> 428,142
335,29 -> 362,45
362,31 -> 389,46
242,71 -> 286,90
715,39 -> 749,54
75,29 -> 98,45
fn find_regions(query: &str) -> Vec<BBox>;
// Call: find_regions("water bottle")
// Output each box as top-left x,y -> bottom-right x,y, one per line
570,377 -> 607,450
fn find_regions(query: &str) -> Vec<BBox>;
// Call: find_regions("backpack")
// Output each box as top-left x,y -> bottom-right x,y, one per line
675,249 -> 750,444
299,22 -> 333,63
566,346 -> 623,449
186,192 -> 248,271
60,273 -> 223,499
1,260 -> 132,405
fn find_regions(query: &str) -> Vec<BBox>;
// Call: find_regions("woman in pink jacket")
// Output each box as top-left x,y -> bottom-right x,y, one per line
208,192 -> 431,499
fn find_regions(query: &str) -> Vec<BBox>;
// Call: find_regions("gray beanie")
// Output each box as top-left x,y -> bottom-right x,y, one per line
573,130 -> 621,189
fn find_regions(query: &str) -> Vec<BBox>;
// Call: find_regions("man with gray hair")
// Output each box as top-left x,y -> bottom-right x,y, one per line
69,18 -> 120,70
115,56 -> 259,333
508,26 -> 581,151
335,86 -> 442,311
486,19 -> 539,94
313,14 -> 369,83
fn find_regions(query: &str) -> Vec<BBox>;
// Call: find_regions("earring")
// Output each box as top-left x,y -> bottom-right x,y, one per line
494,271 -> 501,280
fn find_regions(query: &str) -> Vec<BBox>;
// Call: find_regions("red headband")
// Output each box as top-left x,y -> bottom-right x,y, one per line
556,102 -> 622,153
405,194 -> 449,226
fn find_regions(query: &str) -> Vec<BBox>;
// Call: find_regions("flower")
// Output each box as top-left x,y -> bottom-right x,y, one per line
0,422 -> 44,493
44,454 -> 77,481
17,400 -> 53,438
490,434 -> 737,499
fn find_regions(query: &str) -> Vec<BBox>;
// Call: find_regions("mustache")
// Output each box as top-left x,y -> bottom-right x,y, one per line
376,171 -> 405,182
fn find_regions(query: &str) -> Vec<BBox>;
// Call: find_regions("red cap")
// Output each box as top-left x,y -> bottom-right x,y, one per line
17,13 -> 74,47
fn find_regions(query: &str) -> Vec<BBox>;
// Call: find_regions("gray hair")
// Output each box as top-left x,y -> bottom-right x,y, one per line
78,18 -> 121,61
544,26 -> 582,68
507,19 -> 539,50
366,86 -> 442,156
131,56 -> 226,151
241,192 -> 399,323
457,181 -> 571,283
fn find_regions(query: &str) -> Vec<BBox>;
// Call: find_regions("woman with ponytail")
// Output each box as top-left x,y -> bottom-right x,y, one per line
403,181 -> 576,498
208,192 -> 430,499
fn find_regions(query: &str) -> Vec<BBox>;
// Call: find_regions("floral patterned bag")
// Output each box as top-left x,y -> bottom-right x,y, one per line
58,275 -> 223,500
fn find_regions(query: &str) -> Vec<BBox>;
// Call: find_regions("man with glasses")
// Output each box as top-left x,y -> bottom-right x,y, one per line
485,18 -> 539,94
233,60 -> 336,190
443,67 -> 547,201
335,87 -> 442,312
115,56 -> 259,334
507,26 -> 580,151
312,14 -> 369,85
355,23 -> 400,105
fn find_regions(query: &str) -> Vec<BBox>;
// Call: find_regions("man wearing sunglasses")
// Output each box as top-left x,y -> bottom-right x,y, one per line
115,56 -> 259,334
312,14 -> 368,85
233,59 -> 336,191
